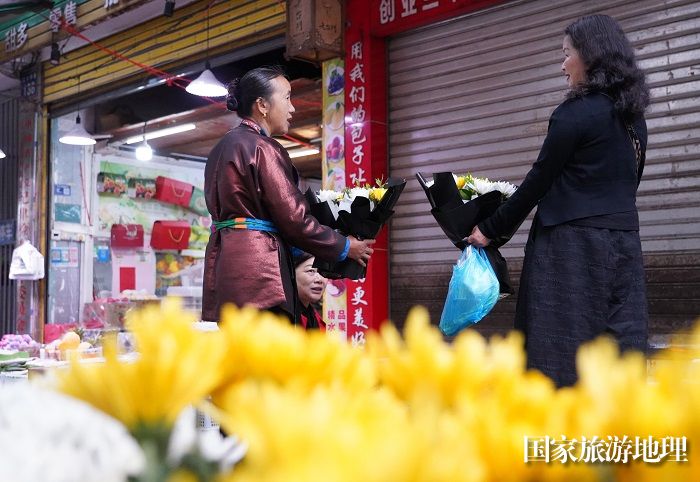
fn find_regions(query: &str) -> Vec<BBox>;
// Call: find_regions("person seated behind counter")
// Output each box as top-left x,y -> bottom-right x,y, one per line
293,252 -> 327,330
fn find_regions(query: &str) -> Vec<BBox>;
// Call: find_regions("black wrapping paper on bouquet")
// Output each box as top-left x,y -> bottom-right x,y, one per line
416,172 -> 520,296
373,177 -> 407,220
311,178 -> 406,280
304,188 -> 339,229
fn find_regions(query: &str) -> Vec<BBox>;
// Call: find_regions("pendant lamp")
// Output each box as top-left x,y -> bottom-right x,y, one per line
0,149 -> 6,159
186,61 -> 227,97
59,114 -> 96,145
186,5 -> 227,98
135,141 -> 153,161
59,76 -> 96,145
134,123 -> 153,161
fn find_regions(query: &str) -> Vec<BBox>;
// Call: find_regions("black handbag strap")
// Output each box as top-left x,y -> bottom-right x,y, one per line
626,123 -> 645,185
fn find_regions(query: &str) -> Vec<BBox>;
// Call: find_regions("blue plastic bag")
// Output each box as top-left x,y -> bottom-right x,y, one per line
439,246 -> 499,336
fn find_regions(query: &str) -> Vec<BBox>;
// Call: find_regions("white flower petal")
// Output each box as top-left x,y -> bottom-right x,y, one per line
469,177 -> 497,196
349,187 -> 370,199
0,384 -> 145,482
167,406 -> 197,464
338,198 -> 353,214
317,190 -> 340,204
493,181 -> 518,198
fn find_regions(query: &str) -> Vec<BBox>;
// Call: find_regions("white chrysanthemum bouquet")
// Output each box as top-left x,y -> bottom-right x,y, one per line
316,181 -> 392,219
416,171 -> 523,299
416,171 -> 520,248
425,172 -> 517,201
305,178 -> 406,279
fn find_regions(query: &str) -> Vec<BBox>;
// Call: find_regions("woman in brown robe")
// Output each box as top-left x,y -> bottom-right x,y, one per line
202,66 -> 374,322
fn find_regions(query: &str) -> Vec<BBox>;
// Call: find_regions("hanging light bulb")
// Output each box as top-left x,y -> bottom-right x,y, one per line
135,140 -> 153,161
134,122 -> 152,161
186,61 -> 227,97
59,115 -> 96,145
0,149 -> 6,159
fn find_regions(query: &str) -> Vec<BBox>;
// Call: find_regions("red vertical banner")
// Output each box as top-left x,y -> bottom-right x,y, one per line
345,0 -> 389,345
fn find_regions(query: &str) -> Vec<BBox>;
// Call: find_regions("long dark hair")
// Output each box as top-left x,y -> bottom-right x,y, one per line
565,14 -> 649,121
226,66 -> 286,117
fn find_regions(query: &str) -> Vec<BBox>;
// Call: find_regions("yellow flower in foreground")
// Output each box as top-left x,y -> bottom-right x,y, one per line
212,304 -> 375,397
367,308 -> 595,481
369,187 -> 387,203
58,298 -> 227,429
217,382 -> 423,482
54,299 -> 699,482
168,469 -> 200,482
570,335 -> 699,482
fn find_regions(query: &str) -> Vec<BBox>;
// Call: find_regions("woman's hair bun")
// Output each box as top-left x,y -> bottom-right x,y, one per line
226,79 -> 240,112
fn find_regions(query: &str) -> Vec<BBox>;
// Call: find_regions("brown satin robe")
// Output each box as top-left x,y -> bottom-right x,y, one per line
201,123 -> 346,322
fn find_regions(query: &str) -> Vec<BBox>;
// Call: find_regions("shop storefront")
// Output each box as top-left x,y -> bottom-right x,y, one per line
349,0 -> 700,338
1,0 -> 186,338
41,0 -> 288,334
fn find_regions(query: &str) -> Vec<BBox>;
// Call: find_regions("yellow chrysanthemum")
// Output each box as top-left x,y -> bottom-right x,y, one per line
58,298 -> 227,429
369,187 -> 387,203
52,298 -> 700,482
455,175 -> 468,190
212,304 -> 376,398
216,381 -> 423,482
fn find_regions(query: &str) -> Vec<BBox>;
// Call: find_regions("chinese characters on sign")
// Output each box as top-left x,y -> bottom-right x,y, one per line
20,67 -> 38,100
286,0 -> 342,62
4,23 -> 28,52
379,0 -> 446,25
345,39 -> 371,346
373,0 -> 492,37
4,0 -> 81,53
524,436 -> 689,464
3,0 -> 135,64
49,1 -> 79,34
347,40 -> 367,188
349,278 -> 369,346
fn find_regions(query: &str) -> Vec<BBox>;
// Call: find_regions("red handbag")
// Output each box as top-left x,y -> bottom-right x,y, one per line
110,224 -> 144,248
150,221 -> 191,250
155,176 -> 194,207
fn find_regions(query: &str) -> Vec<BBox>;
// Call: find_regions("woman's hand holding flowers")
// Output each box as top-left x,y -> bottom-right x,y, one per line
467,225 -> 491,247
348,236 -> 375,267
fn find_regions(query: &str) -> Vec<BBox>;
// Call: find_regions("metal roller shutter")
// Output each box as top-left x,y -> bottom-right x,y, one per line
388,0 -> 700,336
0,95 -> 20,334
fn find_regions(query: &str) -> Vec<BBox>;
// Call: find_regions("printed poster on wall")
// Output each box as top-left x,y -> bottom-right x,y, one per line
322,58 -> 346,191
321,58 -> 348,341
95,156 -> 209,235
94,154 -> 209,297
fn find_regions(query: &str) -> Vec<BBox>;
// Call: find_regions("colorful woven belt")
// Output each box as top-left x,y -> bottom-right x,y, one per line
212,217 -> 278,234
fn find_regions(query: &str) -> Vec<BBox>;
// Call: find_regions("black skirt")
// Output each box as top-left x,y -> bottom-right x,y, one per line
515,216 -> 648,387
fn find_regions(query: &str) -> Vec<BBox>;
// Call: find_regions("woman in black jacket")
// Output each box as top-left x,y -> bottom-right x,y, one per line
468,14 -> 650,387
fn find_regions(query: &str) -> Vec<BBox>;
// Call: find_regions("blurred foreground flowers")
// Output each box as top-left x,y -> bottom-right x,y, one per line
57,298 -> 230,482
42,300 -> 700,481
0,384 -> 145,482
